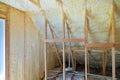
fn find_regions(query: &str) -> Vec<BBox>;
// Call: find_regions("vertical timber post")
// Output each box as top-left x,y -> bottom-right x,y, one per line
111,3 -> 116,80
62,13 -> 66,80
44,18 -> 47,80
62,7 -> 66,80
85,9 -> 88,80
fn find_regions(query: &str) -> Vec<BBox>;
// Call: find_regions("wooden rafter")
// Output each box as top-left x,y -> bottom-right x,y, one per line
52,49 -> 108,53
48,24 -> 62,67
61,1 -> 66,80
84,8 -> 88,80
111,2 -> 116,79
87,43 -> 113,48
44,18 -> 47,80
44,38 -> 85,42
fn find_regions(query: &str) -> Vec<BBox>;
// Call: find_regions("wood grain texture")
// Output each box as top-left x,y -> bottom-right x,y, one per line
0,3 -> 57,80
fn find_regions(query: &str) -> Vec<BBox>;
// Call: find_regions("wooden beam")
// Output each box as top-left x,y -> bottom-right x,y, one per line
6,7 -> 10,80
61,4 -> 66,80
114,44 -> 120,48
111,3 -> 116,80
44,38 -> 85,42
52,49 -> 107,53
48,24 -> 62,67
86,43 -> 113,48
84,8 -> 88,80
44,19 -> 47,80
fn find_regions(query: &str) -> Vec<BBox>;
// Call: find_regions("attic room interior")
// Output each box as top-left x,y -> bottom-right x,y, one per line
0,0 -> 120,80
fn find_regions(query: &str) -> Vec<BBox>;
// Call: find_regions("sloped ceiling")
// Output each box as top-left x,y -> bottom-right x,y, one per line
1,0 -> 120,47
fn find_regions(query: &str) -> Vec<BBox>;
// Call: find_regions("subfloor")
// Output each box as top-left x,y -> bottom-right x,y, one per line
47,66 -> 120,80
76,64 -> 120,79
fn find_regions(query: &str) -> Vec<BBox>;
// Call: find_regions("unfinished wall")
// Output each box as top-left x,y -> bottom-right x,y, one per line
24,15 -> 57,79
0,2 -> 57,80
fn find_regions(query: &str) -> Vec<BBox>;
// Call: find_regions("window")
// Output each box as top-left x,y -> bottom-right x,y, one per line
0,19 -> 5,80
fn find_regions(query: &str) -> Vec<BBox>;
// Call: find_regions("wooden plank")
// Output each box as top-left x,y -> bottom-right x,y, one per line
61,4 -> 66,80
52,49 -> 107,53
114,44 -> 120,48
44,19 -> 47,80
44,38 -> 85,42
6,7 -> 10,80
86,43 -> 113,48
111,3 -> 116,80
84,8 -> 88,80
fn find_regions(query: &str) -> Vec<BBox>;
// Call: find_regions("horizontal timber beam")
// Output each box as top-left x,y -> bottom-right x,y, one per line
87,43 -> 120,48
44,38 -> 85,42
86,43 -> 113,48
52,49 -> 106,53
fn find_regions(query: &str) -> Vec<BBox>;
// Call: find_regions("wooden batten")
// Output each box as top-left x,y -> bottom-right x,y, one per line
111,3 -> 116,80
86,43 -> 113,48
44,18 -> 47,80
58,1 -> 66,79
44,38 -> 85,42
84,8 -> 88,80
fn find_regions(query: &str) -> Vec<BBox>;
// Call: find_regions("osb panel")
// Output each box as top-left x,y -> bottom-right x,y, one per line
9,8 -> 25,80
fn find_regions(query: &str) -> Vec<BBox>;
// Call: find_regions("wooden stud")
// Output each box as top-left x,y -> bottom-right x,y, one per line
5,7 -> 10,80
111,3 -> 116,80
44,18 -> 47,80
52,49 -> 108,54
84,9 -> 88,80
44,38 -> 85,42
86,43 -> 113,48
86,11 -> 90,74
60,3 -> 66,80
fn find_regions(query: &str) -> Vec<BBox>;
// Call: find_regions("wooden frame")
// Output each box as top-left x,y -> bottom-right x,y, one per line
44,38 -> 85,42
43,0 -> 118,80
44,19 -> 47,80
5,8 -> 10,80
84,8 -> 88,80
0,3 -> 10,80
62,6 -> 66,80
86,43 -> 113,48
111,4 -> 116,80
